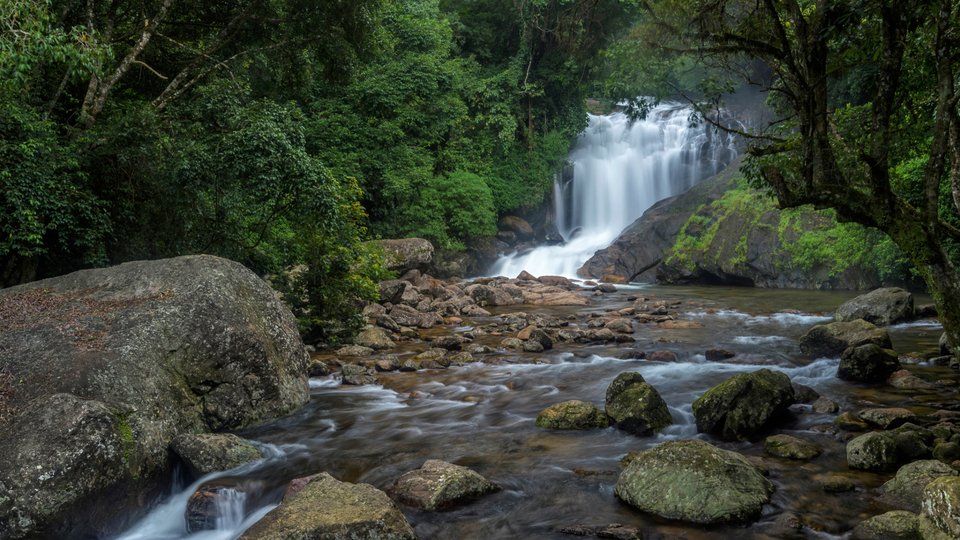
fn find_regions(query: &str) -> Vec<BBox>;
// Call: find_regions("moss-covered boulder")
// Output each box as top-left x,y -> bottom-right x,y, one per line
920,476 -> 960,539
847,429 -> 932,472
764,434 -> 823,460
836,287 -> 914,327
800,319 -> 893,358
838,344 -> 902,382
390,459 -> 500,511
692,369 -> 796,441
0,255 -> 309,539
170,433 -> 263,479
614,439 -> 774,525
881,460 -> 957,512
604,372 -> 672,435
851,510 -> 920,540
535,400 -> 609,430
239,473 -> 415,539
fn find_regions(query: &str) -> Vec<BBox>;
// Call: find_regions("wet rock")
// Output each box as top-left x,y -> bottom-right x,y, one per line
860,408 -> 917,430
602,274 -> 629,284
657,320 -> 704,329
692,368 -> 796,441
308,359 -> 331,377
647,350 -> 678,362
847,430 -> 932,472
851,510 -> 920,540
838,344 -> 902,382
461,304 -> 492,317
526,329 -> 554,350
597,283 -> 618,293
185,484 -> 246,532
920,476 -> 960,538
817,473 -> 855,493
466,284 -> 519,307
388,304 -> 424,327
500,337 -> 523,350
813,397 -> 839,414
881,460 -> 957,512
605,318 -> 634,334
522,287 -> 590,306
240,473 -> 415,540
354,327 -> 395,351
764,434 -> 823,460
337,345 -> 375,357
793,383 -> 820,404
432,335 -> 465,351
585,328 -> 616,343
604,372 -> 672,436
706,348 -> 736,361
499,215 -> 534,240
837,411 -> 871,431
379,280 -> 409,304
800,320 -> 892,358
615,439 -> 774,525
536,400 -> 610,430
889,369 -> 936,390
933,442 -> 960,463
522,340 -> 545,353
377,238 -> 434,274
836,288 -> 915,327
390,459 -> 500,511
617,350 -> 646,360
413,348 -> 448,368
171,434 -> 262,479
341,364 -> 377,385
375,356 -> 401,372
446,351 -> 475,366
940,332 -> 950,356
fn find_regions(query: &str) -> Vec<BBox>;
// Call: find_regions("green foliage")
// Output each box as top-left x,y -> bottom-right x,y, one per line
403,171 -> 497,250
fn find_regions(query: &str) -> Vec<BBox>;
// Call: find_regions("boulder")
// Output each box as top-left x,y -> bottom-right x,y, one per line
604,372 -> 672,435
354,327 -> 395,351
0,256 -> 308,539
838,344 -> 902,382
706,348 -> 736,361
378,280 -> 409,304
341,364 -> 377,385
813,397 -> 840,414
390,459 -> 500,511
170,433 -> 263,479
692,369 -> 796,441
527,329 -> 554,351
465,284 -> 519,307
847,430 -> 932,472
835,287 -> 914,326
764,434 -> 823,460
535,400 -> 609,430
882,460 -> 957,512
336,344 -> 375,357
800,320 -> 893,358
605,318 -> 634,334
377,238 -> 434,273
818,473 -> 855,493
851,511 -> 920,540
499,216 -> 535,240
239,473 -> 415,540
614,439 -> 774,525
921,476 -> 960,538
859,408 -> 917,430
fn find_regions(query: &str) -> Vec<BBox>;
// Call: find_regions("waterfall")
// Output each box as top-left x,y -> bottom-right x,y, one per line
489,103 -> 736,279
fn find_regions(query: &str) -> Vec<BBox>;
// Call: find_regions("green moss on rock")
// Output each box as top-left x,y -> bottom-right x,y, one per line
535,400 -> 609,430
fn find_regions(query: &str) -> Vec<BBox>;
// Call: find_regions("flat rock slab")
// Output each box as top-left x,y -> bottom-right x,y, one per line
240,473 -> 415,540
390,459 -> 500,511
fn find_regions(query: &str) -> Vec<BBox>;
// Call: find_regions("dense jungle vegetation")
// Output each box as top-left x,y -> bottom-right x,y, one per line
4,0 -> 960,358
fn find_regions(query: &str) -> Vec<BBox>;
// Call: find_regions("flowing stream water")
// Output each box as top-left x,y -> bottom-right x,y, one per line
490,103 -> 736,278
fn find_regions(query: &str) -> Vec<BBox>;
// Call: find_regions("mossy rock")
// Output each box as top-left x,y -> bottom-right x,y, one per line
390,459 -> 500,511
764,434 -> 823,460
536,400 -> 609,430
171,433 -> 263,479
615,439 -> 774,525
692,368 -> 795,441
604,372 -> 672,435
881,460 -> 957,513
851,510 -> 920,540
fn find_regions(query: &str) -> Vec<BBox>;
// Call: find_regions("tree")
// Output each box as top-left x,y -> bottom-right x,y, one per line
624,0 -> 960,364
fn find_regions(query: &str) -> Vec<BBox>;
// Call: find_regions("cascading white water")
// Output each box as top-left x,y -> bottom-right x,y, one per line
490,103 -> 736,279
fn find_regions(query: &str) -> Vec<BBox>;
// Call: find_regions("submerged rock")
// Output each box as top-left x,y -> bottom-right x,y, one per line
536,400 -> 609,430
240,473 -> 415,539
615,439 -> 774,525
604,372 -> 672,435
835,287 -> 914,327
800,320 -> 892,358
764,434 -> 823,460
838,344 -> 902,382
881,460 -> 957,512
170,433 -> 263,479
692,369 -> 796,441
390,459 -> 500,511
0,255 -> 308,539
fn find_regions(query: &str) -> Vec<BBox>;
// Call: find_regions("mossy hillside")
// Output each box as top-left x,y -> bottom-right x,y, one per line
661,178 -> 915,288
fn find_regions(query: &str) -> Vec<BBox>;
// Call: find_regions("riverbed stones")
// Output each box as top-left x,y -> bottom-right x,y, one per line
838,344 -> 902,382
764,434 -> 823,460
850,511 -> 921,540
170,433 -> 263,479
614,439 -> 774,525
341,364 -> 377,385
800,319 -> 893,358
0,255 -> 309,539
536,400 -> 609,430
919,476 -> 960,539
390,459 -> 500,511
860,408 -> 917,430
240,473 -> 415,540
881,460 -> 958,512
604,372 -> 672,435
692,368 -> 796,441
835,287 -> 915,327
354,326 -> 395,350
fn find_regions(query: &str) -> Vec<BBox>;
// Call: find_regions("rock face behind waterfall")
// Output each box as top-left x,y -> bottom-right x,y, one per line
0,255 -> 309,539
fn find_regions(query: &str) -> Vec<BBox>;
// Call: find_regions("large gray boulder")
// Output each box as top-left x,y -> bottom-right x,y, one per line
838,344 -> 902,382
615,439 -> 774,524
170,433 -> 264,479
376,238 -> 434,273
836,287 -> 914,326
882,460 -> 958,513
692,369 -> 796,441
240,473 -> 416,539
800,319 -> 893,358
0,255 -> 309,539
604,372 -> 672,435
847,429 -> 932,472
390,459 -> 500,511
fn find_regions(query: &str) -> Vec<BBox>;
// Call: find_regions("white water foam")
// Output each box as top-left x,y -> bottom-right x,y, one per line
490,103 -> 735,278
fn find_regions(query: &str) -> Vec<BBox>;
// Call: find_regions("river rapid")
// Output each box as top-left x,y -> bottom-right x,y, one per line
118,283 -> 954,539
